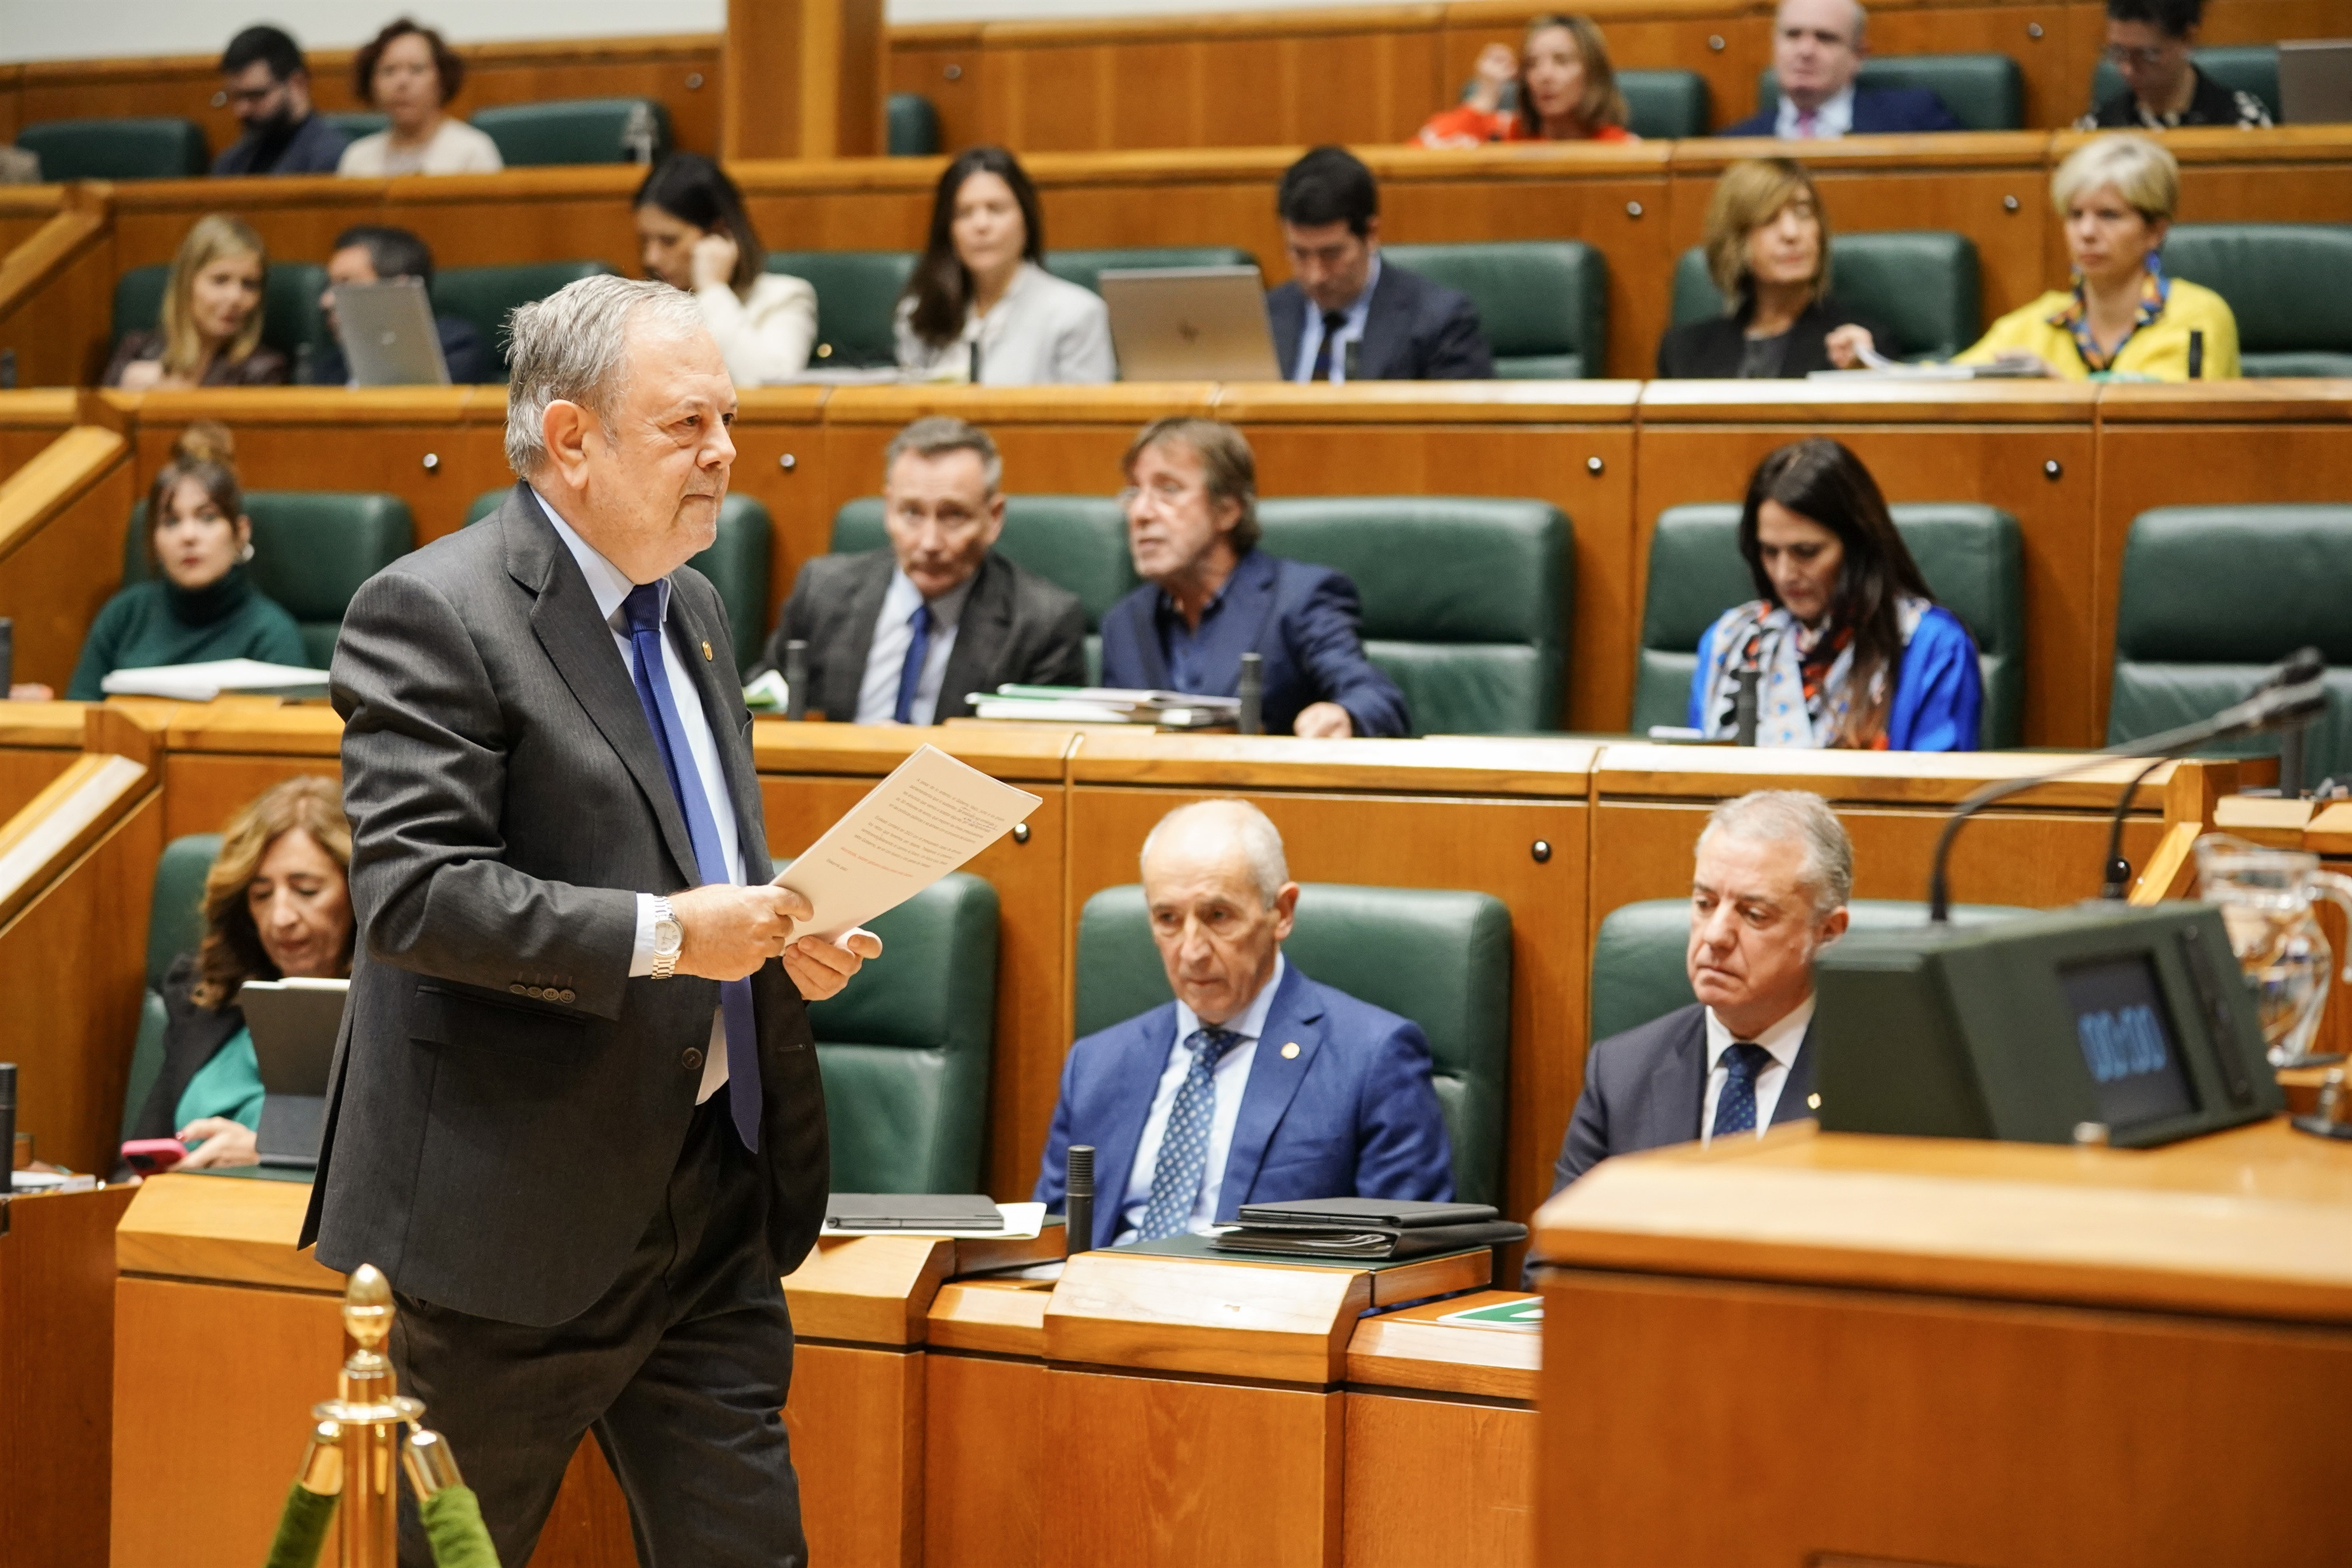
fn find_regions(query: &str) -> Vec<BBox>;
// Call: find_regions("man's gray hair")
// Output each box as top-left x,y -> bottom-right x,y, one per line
1140,798 -> 1289,908
503,275 -> 708,476
1697,789 -> 1854,919
1778,0 -> 1868,45
884,416 -> 1002,496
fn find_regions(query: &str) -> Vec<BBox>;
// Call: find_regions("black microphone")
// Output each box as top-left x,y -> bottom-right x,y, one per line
1929,669 -> 2328,922
1236,653 -> 1263,737
1064,1143 -> 1094,1258
782,640 -> 809,721
1732,667 -> 1760,746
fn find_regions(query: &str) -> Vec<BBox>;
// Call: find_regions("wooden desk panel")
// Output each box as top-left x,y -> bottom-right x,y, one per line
0,198 -> 115,389
1343,1392 -> 1536,1568
925,1351 -> 1044,1568
0,700 -> 88,821
0,425 -> 133,692
788,1342 -> 926,1568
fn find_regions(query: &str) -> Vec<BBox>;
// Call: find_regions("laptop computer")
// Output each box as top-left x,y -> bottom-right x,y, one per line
331,278 -> 452,387
2278,40 -> 2352,125
237,978 -> 346,1170
1098,265 -> 1283,381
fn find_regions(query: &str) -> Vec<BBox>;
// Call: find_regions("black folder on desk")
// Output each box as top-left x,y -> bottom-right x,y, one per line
1213,1198 -> 1524,1260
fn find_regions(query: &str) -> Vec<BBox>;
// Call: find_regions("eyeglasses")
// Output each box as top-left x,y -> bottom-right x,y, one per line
1118,481 -> 1195,509
2102,44 -> 2175,68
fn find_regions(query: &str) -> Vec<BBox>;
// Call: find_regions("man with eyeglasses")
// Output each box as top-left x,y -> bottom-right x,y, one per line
212,25 -> 350,177
1098,418 -> 1409,739
1720,0 -> 1964,137
2076,0 -> 2273,131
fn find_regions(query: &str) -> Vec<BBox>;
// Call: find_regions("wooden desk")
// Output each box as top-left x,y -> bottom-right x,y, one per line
0,414 -> 133,693
1531,1119 -> 2352,1567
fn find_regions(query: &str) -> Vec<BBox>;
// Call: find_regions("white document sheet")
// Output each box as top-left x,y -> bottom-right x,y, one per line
776,743 -> 1042,939
100,658 -> 331,699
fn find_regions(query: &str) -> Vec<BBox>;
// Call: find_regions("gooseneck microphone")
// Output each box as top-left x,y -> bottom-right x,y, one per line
1929,664 -> 2328,922
1237,653 -> 1263,737
1064,1143 -> 1095,1258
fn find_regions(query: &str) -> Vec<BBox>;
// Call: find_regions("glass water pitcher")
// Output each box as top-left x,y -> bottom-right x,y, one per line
2193,833 -> 2352,1068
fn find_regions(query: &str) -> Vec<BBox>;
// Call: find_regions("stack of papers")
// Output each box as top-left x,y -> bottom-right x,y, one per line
968,685 -> 1241,728
100,658 -> 332,700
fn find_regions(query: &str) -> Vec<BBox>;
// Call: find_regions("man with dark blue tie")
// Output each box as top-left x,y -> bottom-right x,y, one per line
1548,791 -> 1852,1194
1036,799 -> 1453,1245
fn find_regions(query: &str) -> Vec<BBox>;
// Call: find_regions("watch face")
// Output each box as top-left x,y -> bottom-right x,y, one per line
655,916 -> 683,954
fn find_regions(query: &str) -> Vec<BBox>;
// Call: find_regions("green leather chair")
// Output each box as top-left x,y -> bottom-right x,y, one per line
322,112 -> 390,142
804,871 -> 999,1193
2091,45 -> 2277,123
887,93 -> 941,157
114,262 -> 336,376
1755,55 -> 2023,131
1384,242 -> 1605,379
1590,897 -> 2034,1046
1254,497 -> 1568,735
467,487 -> 773,671
1671,231 -> 1981,360
431,261 -> 621,380
2161,224 -> 2352,378
472,99 -> 672,167
766,252 -> 917,369
2108,505 -> 2352,776
18,118 -> 208,181
1076,882 -> 1512,1208
1047,248 -> 1258,296
1631,502 -> 2023,748
121,834 -> 224,1142
1619,70 -> 1712,139
123,492 -> 414,668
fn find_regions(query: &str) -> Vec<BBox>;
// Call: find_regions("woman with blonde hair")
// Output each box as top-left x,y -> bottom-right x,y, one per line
1655,158 -> 1891,378
102,214 -> 287,390
1418,15 -> 1634,145
121,776 -> 353,1170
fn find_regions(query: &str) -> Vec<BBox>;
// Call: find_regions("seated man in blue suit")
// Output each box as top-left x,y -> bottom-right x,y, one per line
1264,146 -> 1493,383
1720,0 -> 1964,137
1549,791 -> 1852,1194
1037,799 -> 1453,1246
1098,418 -> 1410,738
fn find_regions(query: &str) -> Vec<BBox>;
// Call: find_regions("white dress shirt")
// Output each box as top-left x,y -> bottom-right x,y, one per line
893,261 -> 1117,386
1775,85 -> 1856,139
337,116 -> 504,175
535,487 -> 742,1103
1116,954 -> 1287,1243
1290,255 -> 1382,384
1699,994 -> 1815,1145
854,566 -> 978,726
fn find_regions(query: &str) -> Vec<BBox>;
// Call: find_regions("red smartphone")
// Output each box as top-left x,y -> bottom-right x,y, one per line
121,1138 -> 186,1174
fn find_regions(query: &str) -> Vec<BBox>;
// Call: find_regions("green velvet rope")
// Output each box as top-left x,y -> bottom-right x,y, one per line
420,1485 -> 503,1568
261,1483 -> 337,1568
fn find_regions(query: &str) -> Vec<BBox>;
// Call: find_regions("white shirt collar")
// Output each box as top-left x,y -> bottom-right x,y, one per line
1704,992 -> 1815,1070
530,484 -> 668,632
1776,83 -> 1856,138
880,562 -> 981,631
1173,952 -> 1288,1049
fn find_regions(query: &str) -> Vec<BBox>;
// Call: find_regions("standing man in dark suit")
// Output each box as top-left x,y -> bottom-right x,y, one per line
306,275 -> 882,1565
1719,0 -> 1965,137
749,416 -> 1086,721
1036,799 -> 1453,1244
1098,418 -> 1410,738
1549,791 -> 1852,1193
1264,146 -> 1494,383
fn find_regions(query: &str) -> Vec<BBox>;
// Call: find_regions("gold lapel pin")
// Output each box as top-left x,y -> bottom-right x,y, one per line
1281,1042 -> 1300,1060
1807,1092 -> 1822,1110
702,640 -> 714,662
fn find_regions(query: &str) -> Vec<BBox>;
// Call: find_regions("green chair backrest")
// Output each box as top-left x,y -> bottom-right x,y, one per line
19,118 -> 208,181
114,262 -> 336,374
124,492 -> 416,668
804,871 -> 998,1193
766,251 -> 918,369
1619,69 -> 1711,139
2109,505 -> 2352,775
465,487 -> 772,670
831,494 -> 1137,633
2091,45 -> 2277,121
1254,497 -> 1568,735
2162,224 -> 2352,377
1046,247 -> 1259,296
322,112 -> 390,142
1076,882 -> 1512,1208
1671,231 -> 1981,360
1590,897 -> 2035,1045
124,833 -> 225,1140
1632,502 -> 2023,748
1383,241 -> 1605,379
431,261 -> 621,380
1755,54 -> 2022,130
887,93 -> 941,156
471,99 -> 671,167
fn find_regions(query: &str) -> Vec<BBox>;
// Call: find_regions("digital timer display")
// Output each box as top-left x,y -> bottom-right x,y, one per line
2058,954 -> 2200,1130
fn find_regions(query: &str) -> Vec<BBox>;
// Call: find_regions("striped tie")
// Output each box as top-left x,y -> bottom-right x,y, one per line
1137,1027 -> 1240,1241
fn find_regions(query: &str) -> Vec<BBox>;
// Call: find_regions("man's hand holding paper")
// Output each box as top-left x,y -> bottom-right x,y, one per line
670,882 -> 882,999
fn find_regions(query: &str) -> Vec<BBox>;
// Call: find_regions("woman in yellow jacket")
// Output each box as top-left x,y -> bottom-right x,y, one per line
1957,133 -> 2238,379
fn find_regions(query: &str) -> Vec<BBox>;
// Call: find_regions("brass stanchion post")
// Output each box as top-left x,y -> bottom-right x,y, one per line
315,1265 -> 421,1568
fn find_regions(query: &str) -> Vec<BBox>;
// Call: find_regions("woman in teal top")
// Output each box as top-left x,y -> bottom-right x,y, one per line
123,775 -> 352,1170
65,422 -> 307,702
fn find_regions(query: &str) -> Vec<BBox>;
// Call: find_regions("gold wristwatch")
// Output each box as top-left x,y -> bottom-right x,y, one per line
650,895 -> 682,980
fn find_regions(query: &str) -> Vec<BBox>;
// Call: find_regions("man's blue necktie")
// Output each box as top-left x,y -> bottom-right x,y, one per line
622,582 -> 760,1152
1308,308 -> 1348,381
892,601 -> 934,725
1138,1026 -> 1240,1241
1711,1040 -> 1772,1140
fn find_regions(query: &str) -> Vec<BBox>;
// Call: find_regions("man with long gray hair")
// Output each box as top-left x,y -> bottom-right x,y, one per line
1547,789 -> 1852,1193
303,274 -> 879,1564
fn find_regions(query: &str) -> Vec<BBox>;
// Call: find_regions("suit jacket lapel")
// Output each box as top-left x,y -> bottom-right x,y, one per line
937,554 -> 1013,719
507,487 -> 701,887
828,553 -> 896,721
1214,550 -> 1283,681
669,581 -> 772,882
1646,1006 -> 1711,1146
1772,1028 -> 1817,1126
1110,593 -> 1172,690
1353,266 -> 1409,382
1095,1005 -> 1180,1248
1268,283 -> 1303,378
1219,963 -> 1321,1214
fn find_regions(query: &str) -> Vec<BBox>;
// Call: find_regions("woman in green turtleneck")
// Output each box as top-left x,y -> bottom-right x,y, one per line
67,422 -> 306,701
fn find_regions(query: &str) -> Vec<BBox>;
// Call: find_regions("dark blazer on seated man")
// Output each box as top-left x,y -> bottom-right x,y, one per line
1267,260 -> 1495,383
1655,297 -> 1897,378
1721,86 -> 1964,137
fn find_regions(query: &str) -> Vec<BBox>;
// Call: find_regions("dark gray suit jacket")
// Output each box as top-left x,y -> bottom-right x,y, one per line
751,547 -> 1086,722
1266,262 -> 1495,381
1549,1003 -> 1816,1195
302,483 -> 830,1327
